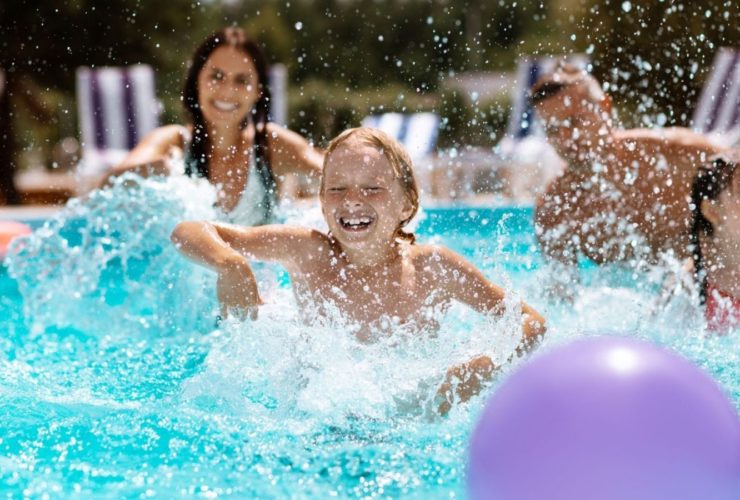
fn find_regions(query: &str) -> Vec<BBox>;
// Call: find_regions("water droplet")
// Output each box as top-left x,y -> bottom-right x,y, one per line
622,1 -> 632,12
294,22 -> 303,31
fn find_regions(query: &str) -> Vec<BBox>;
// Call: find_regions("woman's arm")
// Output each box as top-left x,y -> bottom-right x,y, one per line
265,123 -> 324,183
100,125 -> 187,186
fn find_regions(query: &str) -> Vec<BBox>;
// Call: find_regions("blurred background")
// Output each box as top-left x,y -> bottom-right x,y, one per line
1,0 -> 737,204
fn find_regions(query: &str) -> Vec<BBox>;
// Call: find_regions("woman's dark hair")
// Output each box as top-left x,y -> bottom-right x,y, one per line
690,150 -> 739,303
182,27 -> 276,214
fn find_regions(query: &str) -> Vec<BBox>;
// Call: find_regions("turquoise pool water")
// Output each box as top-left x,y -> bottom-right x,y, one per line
1,177 -> 738,497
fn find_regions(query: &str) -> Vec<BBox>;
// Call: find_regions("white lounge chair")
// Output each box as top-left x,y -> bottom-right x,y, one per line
692,47 -> 740,147
268,64 -> 288,127
361,112 -> 440,162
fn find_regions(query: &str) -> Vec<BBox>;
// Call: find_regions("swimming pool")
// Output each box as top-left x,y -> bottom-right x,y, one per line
1,177 -> 738,497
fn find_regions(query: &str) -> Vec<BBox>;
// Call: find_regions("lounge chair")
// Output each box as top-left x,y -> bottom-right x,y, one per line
505,54 -> 590,140
75,64 -> 160,187
692,47 -> 740,147
268,64 -> 288,126
361,112 -> 440,161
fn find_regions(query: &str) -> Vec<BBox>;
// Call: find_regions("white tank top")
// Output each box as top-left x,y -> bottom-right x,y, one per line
182,131 -> 272,227
225,148 -> 271,227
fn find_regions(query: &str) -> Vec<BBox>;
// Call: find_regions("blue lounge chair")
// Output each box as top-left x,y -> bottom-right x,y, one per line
496,55 -> 588,200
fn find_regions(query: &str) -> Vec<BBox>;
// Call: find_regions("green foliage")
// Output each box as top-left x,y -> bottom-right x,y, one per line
1,0 -> 737,166
575,0 -> 739,126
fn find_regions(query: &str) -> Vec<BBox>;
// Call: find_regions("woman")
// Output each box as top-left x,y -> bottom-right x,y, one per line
108,27 -> 322,225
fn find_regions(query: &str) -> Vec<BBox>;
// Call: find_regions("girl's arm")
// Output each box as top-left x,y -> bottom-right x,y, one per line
171,221 -> 309,266
430,245 -> 546,348
425,245 -> 547,415
100,125 -> 187,186
265,123 -> 324,183
171,221 -> 322,318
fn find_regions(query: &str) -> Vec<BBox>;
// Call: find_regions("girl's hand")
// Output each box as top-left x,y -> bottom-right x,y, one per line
216,260 -> 263,320
436,355 -> 497,416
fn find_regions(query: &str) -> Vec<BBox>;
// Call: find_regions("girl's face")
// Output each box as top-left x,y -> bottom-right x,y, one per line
321,142 -> 414,252
197,46 -> 260,127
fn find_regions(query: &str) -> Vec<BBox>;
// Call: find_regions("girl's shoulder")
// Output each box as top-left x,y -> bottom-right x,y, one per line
408,243 -> 461,269
291,228 -> 337,258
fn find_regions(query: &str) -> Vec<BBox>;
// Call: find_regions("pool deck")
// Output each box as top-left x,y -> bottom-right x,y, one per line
0,205 -> 64,221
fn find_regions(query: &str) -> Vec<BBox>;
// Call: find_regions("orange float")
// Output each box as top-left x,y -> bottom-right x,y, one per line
0,221 -> 32,258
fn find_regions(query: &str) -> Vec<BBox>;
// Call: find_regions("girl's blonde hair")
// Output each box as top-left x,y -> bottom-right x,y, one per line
322,127 -> 419,244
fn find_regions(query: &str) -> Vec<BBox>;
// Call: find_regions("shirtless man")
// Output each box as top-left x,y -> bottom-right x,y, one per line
530,63 -> 725,270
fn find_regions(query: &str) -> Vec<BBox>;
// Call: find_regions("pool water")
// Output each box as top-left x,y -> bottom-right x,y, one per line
1,176 -> 738,497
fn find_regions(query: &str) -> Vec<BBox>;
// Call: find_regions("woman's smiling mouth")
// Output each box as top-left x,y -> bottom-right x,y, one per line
211,99 -> 240,112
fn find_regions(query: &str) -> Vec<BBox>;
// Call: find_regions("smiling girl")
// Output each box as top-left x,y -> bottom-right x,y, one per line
171,127 -> 546,413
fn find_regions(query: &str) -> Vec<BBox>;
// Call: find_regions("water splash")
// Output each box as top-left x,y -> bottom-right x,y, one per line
182,287 -> 528,424
5,174 -> 221,337
1,202 -> 737,497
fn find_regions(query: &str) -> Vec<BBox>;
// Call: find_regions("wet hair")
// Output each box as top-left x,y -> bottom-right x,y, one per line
182,27 -> 276,214
529,61 -> 605,107
690,150 -> 740,303
322,127 -> 420,244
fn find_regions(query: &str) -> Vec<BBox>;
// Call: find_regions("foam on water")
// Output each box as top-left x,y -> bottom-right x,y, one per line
0,176 -> 737,496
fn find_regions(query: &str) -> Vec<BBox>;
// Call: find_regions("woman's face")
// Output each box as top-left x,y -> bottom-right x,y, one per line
197,45 -> 260,127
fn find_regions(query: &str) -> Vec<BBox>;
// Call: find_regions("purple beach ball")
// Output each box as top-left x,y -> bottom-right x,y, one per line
467,336 -> 740,500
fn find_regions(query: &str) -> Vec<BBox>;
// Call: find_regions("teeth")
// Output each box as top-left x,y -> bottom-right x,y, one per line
341,216 -> 372,226
213,100 -> 238,111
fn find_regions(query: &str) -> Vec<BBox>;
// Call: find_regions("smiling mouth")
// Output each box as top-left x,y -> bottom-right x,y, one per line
211,100 -> 239,112
339,215 -> 375,232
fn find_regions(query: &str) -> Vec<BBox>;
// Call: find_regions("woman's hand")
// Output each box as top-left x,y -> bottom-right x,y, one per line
99,157 -> 173,188
216,259 -> 263,321
436,355 -> 498,416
